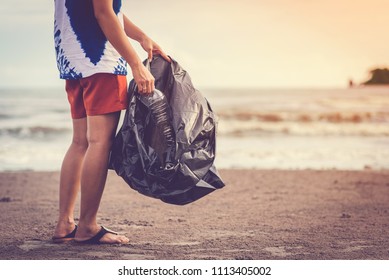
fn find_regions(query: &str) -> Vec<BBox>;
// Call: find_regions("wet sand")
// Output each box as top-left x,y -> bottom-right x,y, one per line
0,169 -> 388,260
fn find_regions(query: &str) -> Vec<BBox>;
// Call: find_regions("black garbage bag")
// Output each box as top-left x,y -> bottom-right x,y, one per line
109,56 -> 225,205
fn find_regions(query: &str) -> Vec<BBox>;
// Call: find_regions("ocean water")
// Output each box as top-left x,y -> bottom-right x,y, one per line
0,87 -> 389,171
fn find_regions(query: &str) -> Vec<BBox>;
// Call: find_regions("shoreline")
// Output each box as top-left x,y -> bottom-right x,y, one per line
1,169 -> 389,260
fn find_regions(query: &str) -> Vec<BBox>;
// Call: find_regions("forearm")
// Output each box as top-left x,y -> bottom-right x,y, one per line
123,14 -> 147,42
93,5 -> 141,68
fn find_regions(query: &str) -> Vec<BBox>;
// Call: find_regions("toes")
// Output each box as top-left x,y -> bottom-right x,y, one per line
117,235 -> 130,244
120,236 -> 130,244
101,233 -> 129,244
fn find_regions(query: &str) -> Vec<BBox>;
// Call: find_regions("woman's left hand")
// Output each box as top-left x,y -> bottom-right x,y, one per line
140,36 -> 171,62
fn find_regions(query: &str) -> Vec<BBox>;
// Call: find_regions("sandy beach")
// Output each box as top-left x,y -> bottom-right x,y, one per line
0,169 -> 388,260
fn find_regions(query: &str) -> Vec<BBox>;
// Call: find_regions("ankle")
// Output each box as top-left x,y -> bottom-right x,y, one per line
56,217 -> 76,227
54,218 -> 76,236
77,219 -> 99,232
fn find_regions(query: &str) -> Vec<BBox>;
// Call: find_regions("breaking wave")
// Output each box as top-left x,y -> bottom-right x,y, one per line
219,111 -> 389,123
0,126 -> 71,139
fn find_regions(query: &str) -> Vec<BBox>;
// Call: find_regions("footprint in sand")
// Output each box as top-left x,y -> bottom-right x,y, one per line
263,246 -> 292,257
17,240 -> 57,252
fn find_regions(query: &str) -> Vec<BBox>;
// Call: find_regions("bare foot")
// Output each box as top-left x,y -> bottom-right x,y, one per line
95,231 -> 129,244
52,220 -> 77,243
53,220 -> 77,239
75,225 -> 129,244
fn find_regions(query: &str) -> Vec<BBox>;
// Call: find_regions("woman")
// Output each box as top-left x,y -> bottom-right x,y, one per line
52,0 -> 170,244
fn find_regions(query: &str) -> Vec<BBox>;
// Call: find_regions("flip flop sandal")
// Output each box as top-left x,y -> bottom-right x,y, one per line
74,226 -> 119,245
52,225 -> 78,244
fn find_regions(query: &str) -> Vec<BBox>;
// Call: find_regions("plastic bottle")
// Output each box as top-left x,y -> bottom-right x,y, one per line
137,89 -> 175,167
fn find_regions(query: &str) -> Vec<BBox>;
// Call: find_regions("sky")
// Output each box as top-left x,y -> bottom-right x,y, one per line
0,0 -> 388,89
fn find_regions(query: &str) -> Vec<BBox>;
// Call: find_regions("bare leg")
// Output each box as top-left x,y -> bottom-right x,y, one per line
53,118 -> 88,238
75,112 -> 129,244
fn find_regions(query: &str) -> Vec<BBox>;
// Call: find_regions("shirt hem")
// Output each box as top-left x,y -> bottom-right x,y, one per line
60,70 -> 128,80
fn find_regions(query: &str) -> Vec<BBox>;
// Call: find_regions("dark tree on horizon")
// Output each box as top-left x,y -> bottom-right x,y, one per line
364,68 -> 389,85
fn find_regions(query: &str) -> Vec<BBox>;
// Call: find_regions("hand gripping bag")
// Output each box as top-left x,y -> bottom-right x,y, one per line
109,56 -> 225,205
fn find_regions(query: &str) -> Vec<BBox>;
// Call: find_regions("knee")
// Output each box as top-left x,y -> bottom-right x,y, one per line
72,136 -> 88,151
86,134 -> 113,149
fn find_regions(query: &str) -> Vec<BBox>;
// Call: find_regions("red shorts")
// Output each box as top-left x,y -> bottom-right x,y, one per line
65,73 -> 128,119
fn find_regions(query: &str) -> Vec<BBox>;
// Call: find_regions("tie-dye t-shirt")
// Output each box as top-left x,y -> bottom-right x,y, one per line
54,0 -> 127,79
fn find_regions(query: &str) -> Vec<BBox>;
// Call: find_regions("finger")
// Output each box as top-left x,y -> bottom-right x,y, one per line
146,71 -> 155,93
151,80 -> 155,92
137,83 -> 142,92
148,49 -> 153,61
138,82 -> 146,93
143,83 -> 148,94
160,52 -> 171,63
153,49 -> 171,63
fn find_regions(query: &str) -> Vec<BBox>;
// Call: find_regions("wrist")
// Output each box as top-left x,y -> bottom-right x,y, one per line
138,33 -> 149,43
